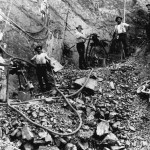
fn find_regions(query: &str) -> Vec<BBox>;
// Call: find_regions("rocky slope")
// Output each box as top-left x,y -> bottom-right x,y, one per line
1,52 -> 150,150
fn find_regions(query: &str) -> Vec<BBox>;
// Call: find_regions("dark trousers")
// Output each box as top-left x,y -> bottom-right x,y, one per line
76,42 -> 86,69
36,64 -> 49,91
118,33 -> 128,56
145,41 -> 150,54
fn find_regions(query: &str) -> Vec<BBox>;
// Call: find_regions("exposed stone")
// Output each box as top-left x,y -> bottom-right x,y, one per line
11,129 -> 19,137
0,127 -> 2,138
65,143 -> 77,150
87,111 -> 95,121
96,121 -> 109,137
77,141 -> 89,150
39,112 -> 45,117
49,146 -> 60,150
45,134 -> 53,142
129,125 -> 136,132
24,143 -> 33,150
78,129 -> 94,139
112,121 -> 121,129
38,131 -> 47,139
74,77 -> 98,92
32,112 -> 38,118
38,146 -> 52,150
110,146 -> 125,150
22,126 -> 34,141
101,132 -> 119,145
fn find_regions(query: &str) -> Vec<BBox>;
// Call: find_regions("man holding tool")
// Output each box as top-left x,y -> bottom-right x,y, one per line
75,25 -> 88,70
113,16 -> 130,57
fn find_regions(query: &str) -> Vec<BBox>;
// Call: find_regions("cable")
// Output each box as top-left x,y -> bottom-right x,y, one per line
6,67 -> 93,136
0,54 -> 93,136
2,0 -> 13,35
65,69 -> 93,97
0,12 -> 49,41
6,1 -> 49,36
123,0 -> 127,23
0,45 -> 36,67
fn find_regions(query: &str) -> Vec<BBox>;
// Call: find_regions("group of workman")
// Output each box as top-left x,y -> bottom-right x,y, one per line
75,16 -> 130,70
76,4 -> 150,70
0,3 -> 150,99
31,3 -> 150,92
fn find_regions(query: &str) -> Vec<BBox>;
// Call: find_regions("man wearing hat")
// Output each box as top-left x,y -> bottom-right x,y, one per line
31,45 -> 52,92
113,16 -> 130,57
75,25 -> 87,70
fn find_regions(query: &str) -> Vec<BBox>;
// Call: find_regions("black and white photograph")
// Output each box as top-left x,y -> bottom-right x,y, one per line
0,0 -> 150,149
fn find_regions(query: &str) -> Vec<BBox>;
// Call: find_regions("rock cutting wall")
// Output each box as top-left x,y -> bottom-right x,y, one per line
0,0 -> 149,64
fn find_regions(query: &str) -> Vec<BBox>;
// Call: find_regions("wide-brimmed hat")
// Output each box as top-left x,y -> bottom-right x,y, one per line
146,4 -> 150,7
34,45 -> 42,51
76,25 -> 83,30
115,16 -> 123,22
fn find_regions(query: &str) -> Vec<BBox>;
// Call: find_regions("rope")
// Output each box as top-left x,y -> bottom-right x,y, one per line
2,0 -> 13,35
0,45 -> 36,67
0,42 -> 94,136
5,63 -> 93,136
66,69 -> 93,98
123,0 -> 126,23
19,6 -> 49,35
0,12 -> 49,41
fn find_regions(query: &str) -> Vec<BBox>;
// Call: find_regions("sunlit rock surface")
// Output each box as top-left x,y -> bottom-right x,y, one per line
0,0 -> 149,63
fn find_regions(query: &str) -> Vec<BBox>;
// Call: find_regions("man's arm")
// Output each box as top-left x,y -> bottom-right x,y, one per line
0,62 -> 9,66
113,26 -> 118,39
45,54 -> 51,62
76,32 -> 87,41
123,23 -> 130,31
31,55 -> 36,61
113,32 -> 116,39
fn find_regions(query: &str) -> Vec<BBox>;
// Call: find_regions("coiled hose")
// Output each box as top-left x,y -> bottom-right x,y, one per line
0,48 -> 94,136
0,12 -> 49,41
8,68 -> 93,136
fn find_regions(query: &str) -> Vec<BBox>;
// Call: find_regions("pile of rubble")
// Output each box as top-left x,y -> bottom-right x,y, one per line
0,59 -> 150,150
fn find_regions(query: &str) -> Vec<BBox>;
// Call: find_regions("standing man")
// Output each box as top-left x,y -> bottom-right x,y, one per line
31,45 -> 52,92
0,48 -> 6,102
76,25 -> 87,70
113,16 -> 130,57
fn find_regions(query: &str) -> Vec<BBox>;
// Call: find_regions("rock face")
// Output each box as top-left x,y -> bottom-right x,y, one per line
0,0 -> 149,64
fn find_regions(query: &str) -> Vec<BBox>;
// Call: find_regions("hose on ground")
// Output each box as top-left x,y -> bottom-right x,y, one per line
67,69 -> 94,98
3,68 -> 93,106
3,65 -> 93,136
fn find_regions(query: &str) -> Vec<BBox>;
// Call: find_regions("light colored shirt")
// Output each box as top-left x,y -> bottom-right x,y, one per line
114,22 -> 129,34
0,56 -> 5,70
0,32 -> 3,41
76,31 -> 86,43
31,53 -> 49,64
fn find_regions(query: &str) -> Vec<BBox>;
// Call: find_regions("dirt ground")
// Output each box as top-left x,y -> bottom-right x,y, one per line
1,51 -> 150,150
